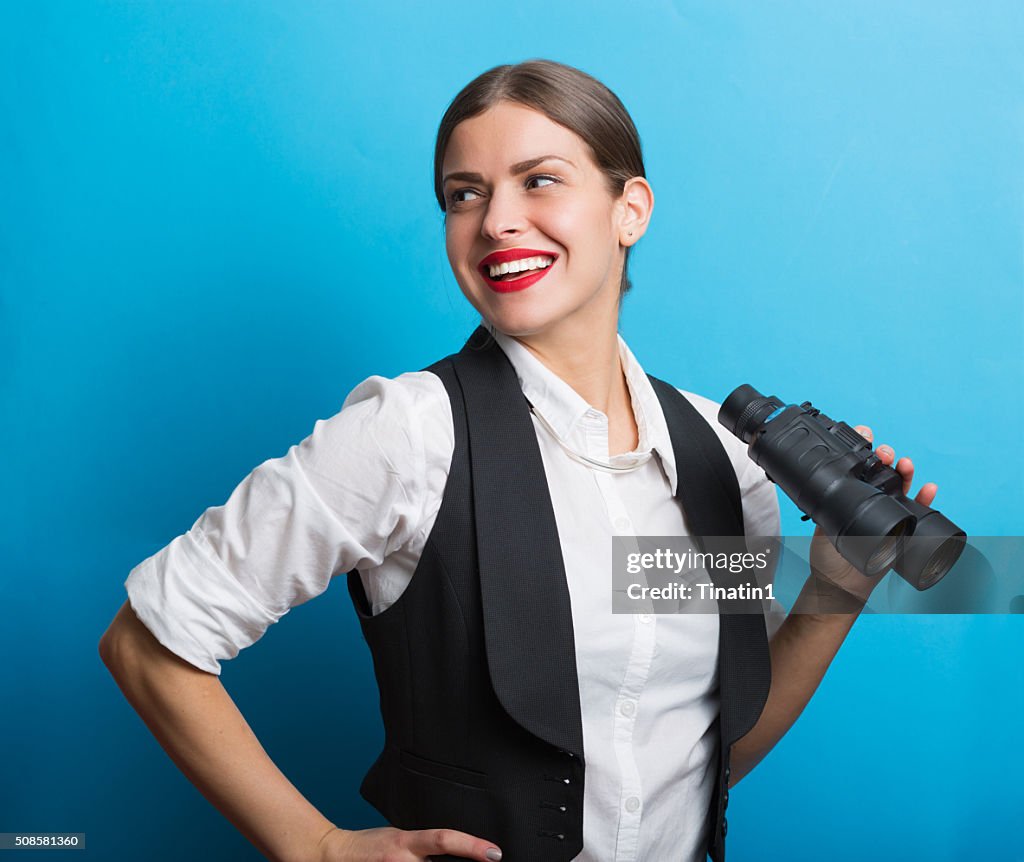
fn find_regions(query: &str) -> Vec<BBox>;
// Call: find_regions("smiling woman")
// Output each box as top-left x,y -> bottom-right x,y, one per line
437,94 -> 655,404
434,61 -> 648,301
102,57 -> 928,862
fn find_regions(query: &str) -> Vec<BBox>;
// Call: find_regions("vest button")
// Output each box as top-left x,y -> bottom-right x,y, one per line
722,816 -> 728,837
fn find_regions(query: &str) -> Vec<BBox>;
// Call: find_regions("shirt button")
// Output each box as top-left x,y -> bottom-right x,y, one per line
614,516 -> 631,531
619,699 -> 636,717
624,796 -> 641,813
637,613 -> 653,624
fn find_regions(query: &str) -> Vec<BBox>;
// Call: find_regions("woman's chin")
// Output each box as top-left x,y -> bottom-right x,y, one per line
459,283 -> 576,336
480,304 -> 562,338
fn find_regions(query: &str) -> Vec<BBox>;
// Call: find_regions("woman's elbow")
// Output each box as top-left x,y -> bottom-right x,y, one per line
98,600 -> 167,679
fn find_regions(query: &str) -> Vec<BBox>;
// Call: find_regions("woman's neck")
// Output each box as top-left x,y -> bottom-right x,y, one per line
525,334 -> 621,411
497,311 -> 640,456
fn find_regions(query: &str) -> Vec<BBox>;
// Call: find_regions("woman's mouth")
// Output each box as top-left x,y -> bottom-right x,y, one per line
481,257 -> 557,293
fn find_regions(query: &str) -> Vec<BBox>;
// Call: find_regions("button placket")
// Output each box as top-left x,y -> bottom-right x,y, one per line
594,463 -> 657,861
608,575 -> 654,861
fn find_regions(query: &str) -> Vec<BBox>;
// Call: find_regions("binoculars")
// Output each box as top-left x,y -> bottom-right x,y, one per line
719,384 -> 966,590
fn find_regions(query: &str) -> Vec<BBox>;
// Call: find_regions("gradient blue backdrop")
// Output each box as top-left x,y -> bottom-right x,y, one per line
3,2 -> 1022,860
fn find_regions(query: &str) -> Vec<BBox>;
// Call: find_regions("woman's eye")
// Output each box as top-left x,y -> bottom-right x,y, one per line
449,188 -> 479,205
448,175 -> 559,207
526,174 -> 558,189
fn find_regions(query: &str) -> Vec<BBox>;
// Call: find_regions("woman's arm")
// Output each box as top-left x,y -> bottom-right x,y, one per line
727,578 -> 860,785
99,600 -> 338,862
728,425 -> 938,786
99,602 -> 504,862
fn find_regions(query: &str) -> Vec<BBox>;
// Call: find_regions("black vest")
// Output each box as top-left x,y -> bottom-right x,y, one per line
346,326 -> 771,861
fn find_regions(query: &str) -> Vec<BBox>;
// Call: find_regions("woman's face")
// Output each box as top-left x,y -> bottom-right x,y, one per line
441,101 -> 648,340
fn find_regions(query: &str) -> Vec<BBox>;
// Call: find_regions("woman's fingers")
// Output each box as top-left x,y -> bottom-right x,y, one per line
854,424 -> 938,506
873,444 -> 939,506
893,454 -> 913,495
915,482 -> 939,507
412,828 -> 502,861
320,826 -> 500,862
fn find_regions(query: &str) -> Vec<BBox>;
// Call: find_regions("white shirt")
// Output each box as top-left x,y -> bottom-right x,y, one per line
125,325 -> 785,862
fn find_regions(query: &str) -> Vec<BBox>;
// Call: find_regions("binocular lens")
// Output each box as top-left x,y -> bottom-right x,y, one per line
864,521 -> 910,575
894,508 -> 968,590
719,384 -> 786,442
917,535 -> 967,590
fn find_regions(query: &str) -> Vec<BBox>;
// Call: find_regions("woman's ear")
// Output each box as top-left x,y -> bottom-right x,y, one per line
618,177 -> 654,246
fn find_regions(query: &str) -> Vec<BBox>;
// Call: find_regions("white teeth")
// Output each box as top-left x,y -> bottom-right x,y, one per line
487,255 -> 554,278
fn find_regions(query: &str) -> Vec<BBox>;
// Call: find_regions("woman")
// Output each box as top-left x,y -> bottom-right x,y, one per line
100,59 -> 937,862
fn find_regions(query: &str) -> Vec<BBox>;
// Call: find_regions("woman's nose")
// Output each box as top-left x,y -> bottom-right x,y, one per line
480,186 -> 529,240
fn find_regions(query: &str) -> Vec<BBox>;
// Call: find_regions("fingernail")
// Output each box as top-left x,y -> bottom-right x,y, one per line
486,849 -> 503,861
878,446 -> 893,457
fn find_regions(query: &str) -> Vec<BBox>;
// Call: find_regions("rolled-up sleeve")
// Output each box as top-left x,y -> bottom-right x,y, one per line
125,372 -> 430,675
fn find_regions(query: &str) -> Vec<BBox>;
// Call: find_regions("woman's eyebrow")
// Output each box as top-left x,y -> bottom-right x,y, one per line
442,155 -> 575,185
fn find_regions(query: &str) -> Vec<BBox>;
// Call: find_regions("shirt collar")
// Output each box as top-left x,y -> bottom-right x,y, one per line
484,322 -> 679,492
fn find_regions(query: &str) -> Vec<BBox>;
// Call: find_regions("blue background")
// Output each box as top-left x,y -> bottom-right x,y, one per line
3,2 -> 1022,859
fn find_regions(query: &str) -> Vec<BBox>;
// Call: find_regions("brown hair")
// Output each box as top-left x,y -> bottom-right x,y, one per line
433,59 -> 646,298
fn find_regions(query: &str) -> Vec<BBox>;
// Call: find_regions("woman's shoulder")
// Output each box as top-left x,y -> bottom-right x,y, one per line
669,386 -> 740,450
668,384 -> 779,529
669,386 -> 722,419
667,384 -> 764,483
340,368 -> 450,414
307,369 -> 455,473
310,369 -> 451,448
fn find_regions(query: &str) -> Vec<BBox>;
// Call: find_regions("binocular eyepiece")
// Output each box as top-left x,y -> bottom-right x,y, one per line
719,384 -> 966,590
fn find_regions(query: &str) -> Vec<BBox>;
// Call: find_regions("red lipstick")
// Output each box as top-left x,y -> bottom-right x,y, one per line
477,248 -> 559,294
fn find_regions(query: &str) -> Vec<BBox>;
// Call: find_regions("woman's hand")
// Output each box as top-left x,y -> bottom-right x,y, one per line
807,424 -> 939,606
317,825 -> 502,862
